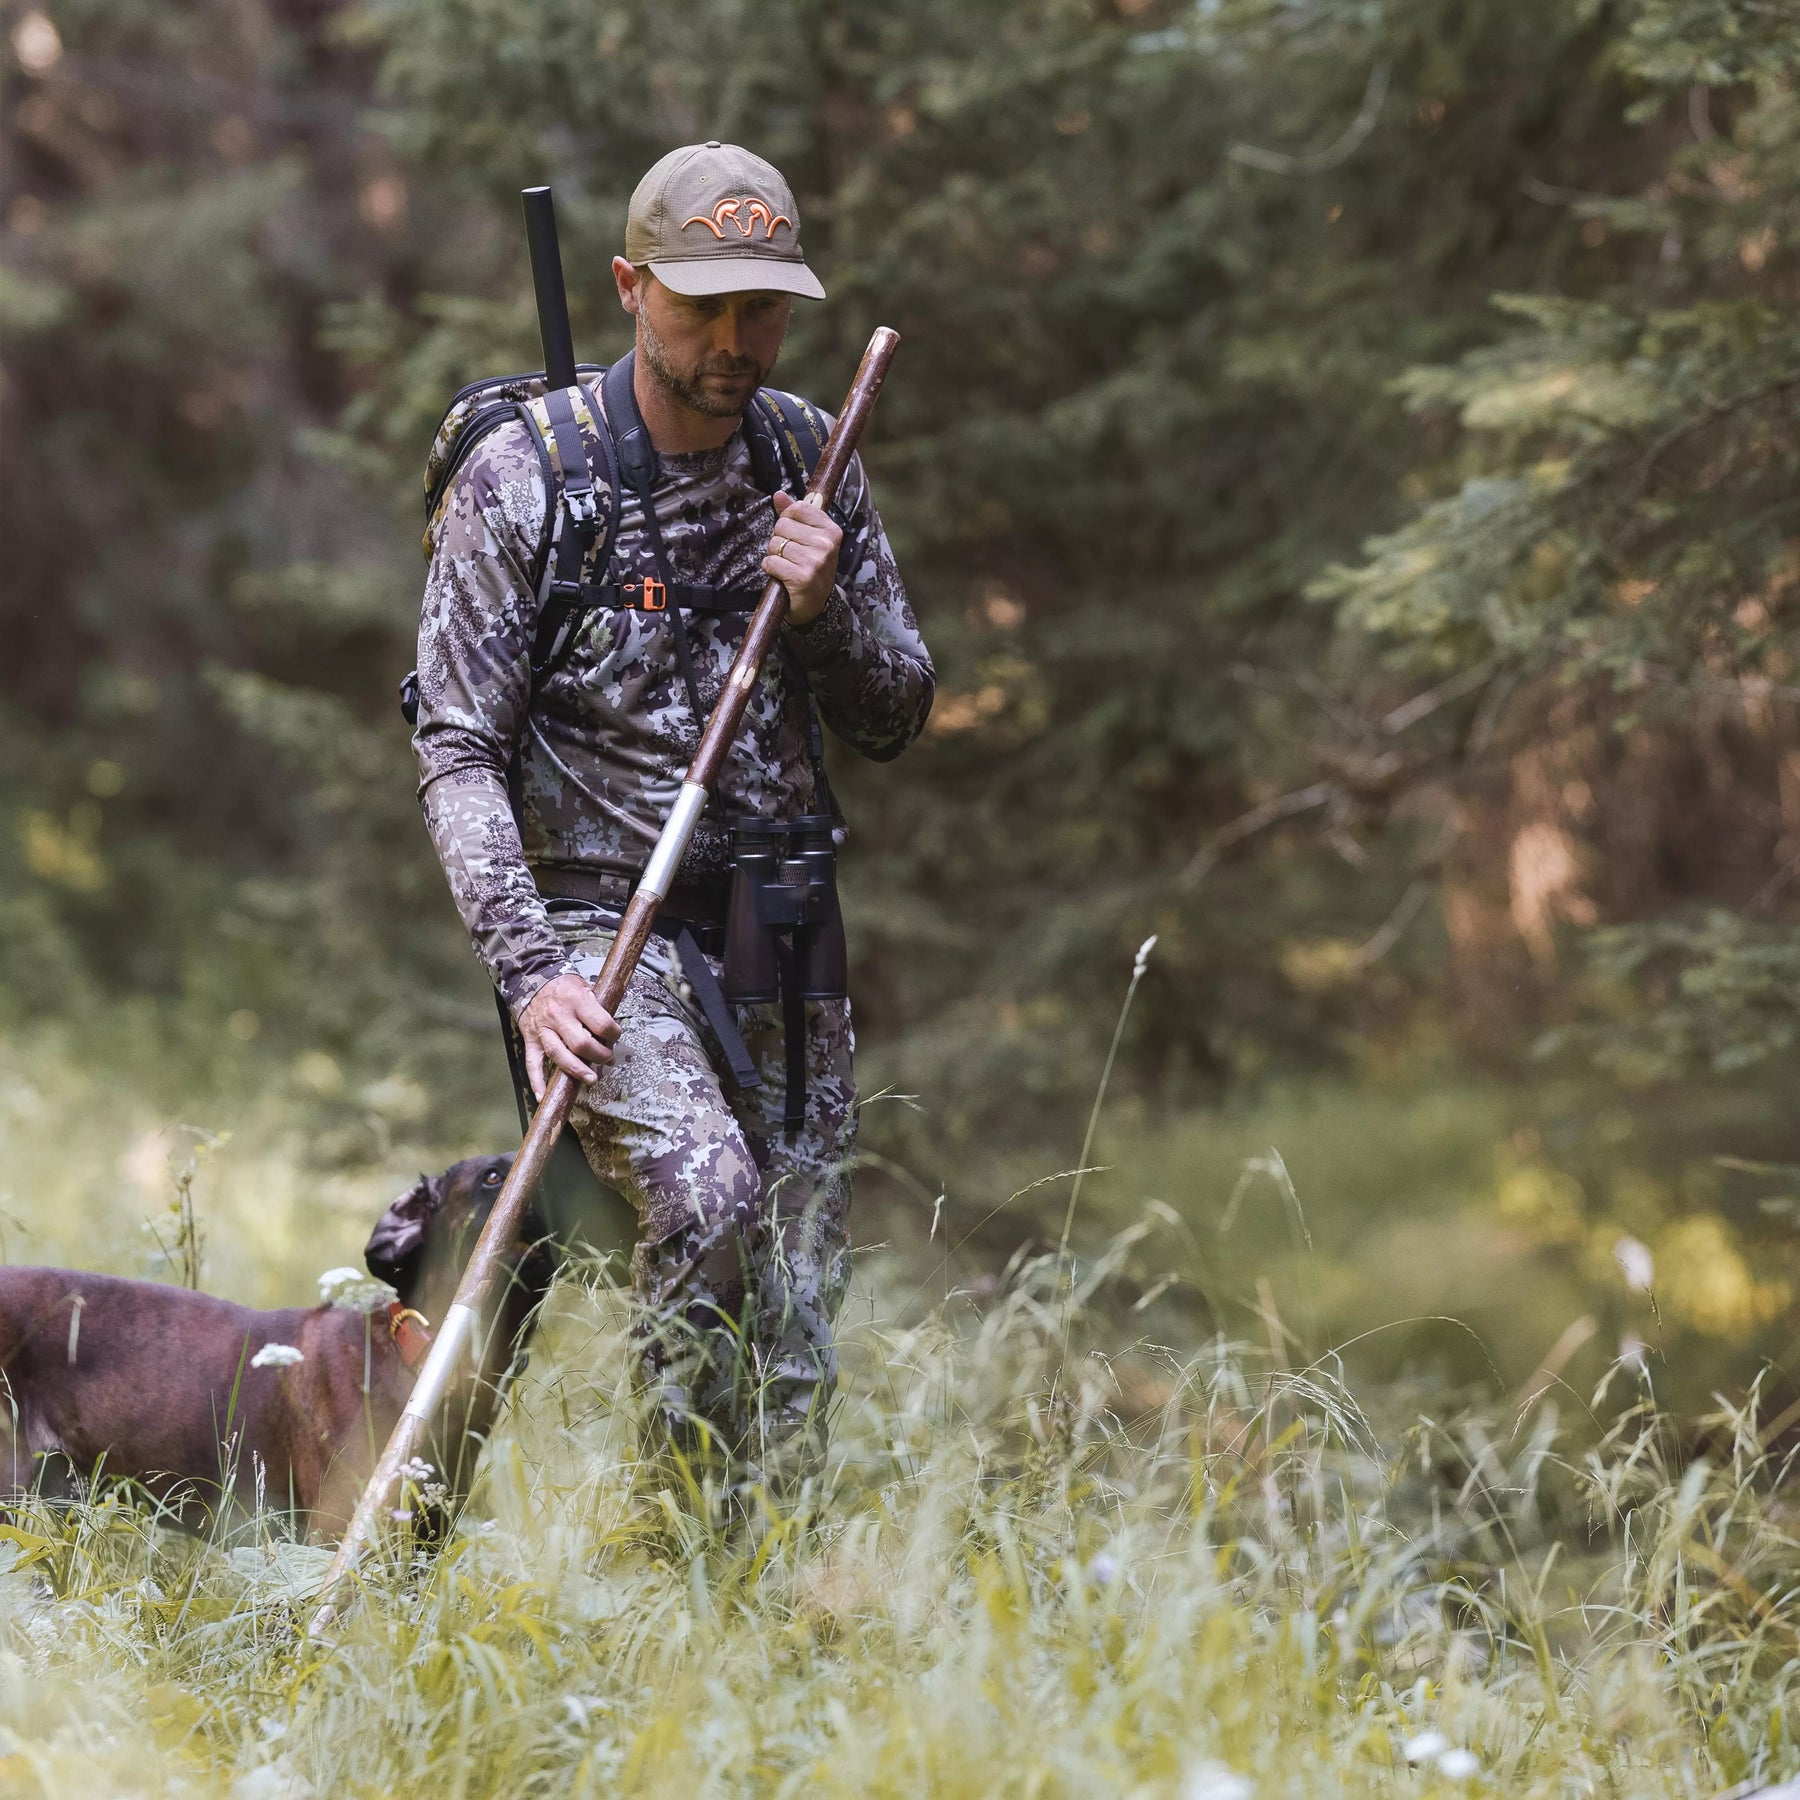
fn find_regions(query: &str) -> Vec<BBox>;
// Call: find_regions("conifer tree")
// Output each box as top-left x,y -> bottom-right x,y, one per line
7,0 -> 1785,1161
1319,1 -> 1800,1075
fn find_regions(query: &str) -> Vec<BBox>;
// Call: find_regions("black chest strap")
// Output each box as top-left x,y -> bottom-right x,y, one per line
585,578 -> 763,614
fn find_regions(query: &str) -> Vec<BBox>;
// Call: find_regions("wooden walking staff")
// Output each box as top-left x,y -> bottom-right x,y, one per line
309,321 -> 902,1637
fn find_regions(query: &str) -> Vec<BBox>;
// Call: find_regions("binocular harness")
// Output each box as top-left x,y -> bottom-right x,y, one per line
722,813 -> 846,1135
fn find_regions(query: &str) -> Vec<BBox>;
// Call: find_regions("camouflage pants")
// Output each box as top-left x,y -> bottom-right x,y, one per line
548,907 -> 855,1490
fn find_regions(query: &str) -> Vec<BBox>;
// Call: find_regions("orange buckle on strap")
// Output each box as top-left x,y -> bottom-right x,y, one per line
641,575 -> 667,611
387,1303 -> 433,1370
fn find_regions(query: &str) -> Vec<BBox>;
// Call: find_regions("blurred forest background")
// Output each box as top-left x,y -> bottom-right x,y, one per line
7,0 -> 1800,1416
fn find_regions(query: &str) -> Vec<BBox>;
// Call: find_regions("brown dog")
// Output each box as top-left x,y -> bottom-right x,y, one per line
0,1154 -> 553,1537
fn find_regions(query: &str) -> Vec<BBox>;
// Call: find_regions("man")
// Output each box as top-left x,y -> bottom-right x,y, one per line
412,142 -> 934,1495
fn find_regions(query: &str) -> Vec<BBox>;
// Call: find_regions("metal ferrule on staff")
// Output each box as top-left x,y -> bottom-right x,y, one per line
309,185 -> 899,1638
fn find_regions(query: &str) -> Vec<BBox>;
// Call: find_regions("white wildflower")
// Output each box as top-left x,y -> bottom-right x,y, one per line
318,1266 -> 392,1310
1133,934 -> 1158,978
1182,1760 -> 1252,1800
249,1343 -> 304,1369
1403,1731 -> 1448,1763
1437,1747 -> 1481,1779
1613,1235 -> 1654,1292
394,1454 -> 446,1512
398,1456 -> 447,1506
1086,1550 -> 1120,1586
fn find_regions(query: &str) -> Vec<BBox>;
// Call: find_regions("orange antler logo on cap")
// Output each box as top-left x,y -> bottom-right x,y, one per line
681,196 -> 794,240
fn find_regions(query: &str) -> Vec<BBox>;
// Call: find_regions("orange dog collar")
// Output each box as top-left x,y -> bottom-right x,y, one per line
387,1304 -> 433,1370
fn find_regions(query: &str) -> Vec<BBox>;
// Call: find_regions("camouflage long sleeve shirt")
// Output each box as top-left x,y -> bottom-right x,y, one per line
413,382 -> 935,1017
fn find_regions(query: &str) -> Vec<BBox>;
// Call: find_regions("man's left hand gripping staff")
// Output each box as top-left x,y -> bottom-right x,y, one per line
764,492 -> 841,625
521,974 -> 622,1100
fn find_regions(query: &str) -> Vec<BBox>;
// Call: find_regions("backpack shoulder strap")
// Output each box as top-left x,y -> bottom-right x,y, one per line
404,367 -> 617,728
522,374 -> 620,688
405,396 -> 562,729
603,353 -> 657,498
749,388 -> 819,490
748,387 -> 864,529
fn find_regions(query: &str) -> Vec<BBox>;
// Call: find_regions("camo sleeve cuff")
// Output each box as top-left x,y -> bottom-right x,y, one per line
781,498 -> 935,762
784,586 -> 857,666
505,951 -> 583,1020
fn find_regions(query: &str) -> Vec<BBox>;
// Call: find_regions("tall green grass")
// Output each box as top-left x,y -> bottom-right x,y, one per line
5,1020 -> 1800,1796
3,1228 -> 1799,1797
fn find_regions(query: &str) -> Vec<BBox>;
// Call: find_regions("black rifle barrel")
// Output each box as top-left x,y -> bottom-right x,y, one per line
521,186 -> 578,391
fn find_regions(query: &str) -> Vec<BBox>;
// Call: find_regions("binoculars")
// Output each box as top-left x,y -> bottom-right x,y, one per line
721,814 -> 848,1003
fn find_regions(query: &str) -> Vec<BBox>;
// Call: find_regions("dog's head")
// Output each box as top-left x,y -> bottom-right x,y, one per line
363,1155 -> 553,1313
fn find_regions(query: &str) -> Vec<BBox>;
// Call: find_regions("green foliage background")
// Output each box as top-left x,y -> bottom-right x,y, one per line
8,0 -> 1800,1400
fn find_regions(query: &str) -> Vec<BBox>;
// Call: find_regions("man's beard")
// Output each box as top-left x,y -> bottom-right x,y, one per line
637,311 -> 769,419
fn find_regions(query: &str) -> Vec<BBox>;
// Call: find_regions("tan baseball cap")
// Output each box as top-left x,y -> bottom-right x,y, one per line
625,141 -> 826,301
